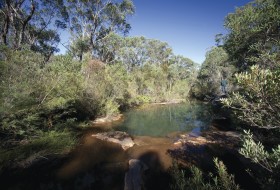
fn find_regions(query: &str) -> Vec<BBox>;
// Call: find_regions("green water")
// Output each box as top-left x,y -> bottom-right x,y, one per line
115,102 -> 213,137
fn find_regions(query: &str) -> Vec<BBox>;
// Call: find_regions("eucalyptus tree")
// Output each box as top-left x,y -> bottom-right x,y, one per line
66,0 -> 134,61
0,0 -> 68,60
98,34 -> 174,71
191,47 -> 233,98
119,36 -> 150,70
223,0 -> 280,70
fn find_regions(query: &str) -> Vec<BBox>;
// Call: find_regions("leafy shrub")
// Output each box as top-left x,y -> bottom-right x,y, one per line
221,65 -> 280,188
0,130 -> 77,171
222,65 -> 280,130
239,130 -> 280,188
170,158 -> 240,190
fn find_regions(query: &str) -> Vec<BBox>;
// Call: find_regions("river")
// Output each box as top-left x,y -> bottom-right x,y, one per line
54,102 -> 214,189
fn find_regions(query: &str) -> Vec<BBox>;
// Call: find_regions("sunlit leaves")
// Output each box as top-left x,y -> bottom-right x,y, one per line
66,0 -> 135,61
239,130 -> 280,186
222,65 -> 280,129
0,0 -> 68,59
171,158 -> 240,190
223,0 -> 280,69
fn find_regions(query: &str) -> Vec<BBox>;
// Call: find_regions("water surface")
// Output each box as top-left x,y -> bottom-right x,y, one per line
115,102 -> 212,137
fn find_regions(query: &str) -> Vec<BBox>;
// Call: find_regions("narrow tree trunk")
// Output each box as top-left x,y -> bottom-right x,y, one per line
2,15 -> 10,45
17,3 -> 35,48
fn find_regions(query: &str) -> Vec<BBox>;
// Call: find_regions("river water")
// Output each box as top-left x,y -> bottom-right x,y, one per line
115,101 -> 213,137
55,102 -> 214,189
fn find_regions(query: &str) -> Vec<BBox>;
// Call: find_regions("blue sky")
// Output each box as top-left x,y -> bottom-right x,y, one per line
58,0 -> 252,64
127,0 -> 252,64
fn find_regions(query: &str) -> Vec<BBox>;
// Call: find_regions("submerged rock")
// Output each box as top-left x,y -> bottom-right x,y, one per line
92,131 -> 135,150
92,114 -> 123,124
173,129 -> 241,148
174,135 -> 214,146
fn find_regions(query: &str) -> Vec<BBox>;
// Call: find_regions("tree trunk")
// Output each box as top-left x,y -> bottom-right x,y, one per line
2,15 -> 10,45
17,3 -> 35,48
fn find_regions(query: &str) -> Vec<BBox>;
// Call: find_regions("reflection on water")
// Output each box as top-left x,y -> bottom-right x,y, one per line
115,102 -> 212,137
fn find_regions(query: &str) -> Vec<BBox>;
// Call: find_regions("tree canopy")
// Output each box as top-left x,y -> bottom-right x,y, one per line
223,0 -> 280,70
0,0 -> 68,60
67,0 -> 135,61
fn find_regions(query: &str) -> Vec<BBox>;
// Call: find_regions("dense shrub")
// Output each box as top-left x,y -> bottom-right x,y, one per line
170,158 -> 240,190
222,65 -> 280,130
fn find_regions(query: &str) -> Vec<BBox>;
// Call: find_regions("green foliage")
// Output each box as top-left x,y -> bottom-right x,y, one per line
0,49 -> 45,110
80,35 -> 197,114
133,95 -> 151,105
82,61 -> 128,116
0,130 -> 77,171
67,0 -> 135,61
223,0 -> 280,69
170,159 -> 240,190
0,49 -> 85,150
0,50 -> 83,113
0,0 -> 68,59
191,47 -> 235,98
98,33 -> 174,66
221,65 -> 280,129
0,34 -> 197,172
239,130 -> 280,187
220,1 -> 280,188
170,162 -> 188,190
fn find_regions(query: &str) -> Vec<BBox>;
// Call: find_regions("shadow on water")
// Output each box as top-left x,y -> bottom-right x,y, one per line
137,151 -> 172,190
55,134 -> 175,190
55,134 -> 176,190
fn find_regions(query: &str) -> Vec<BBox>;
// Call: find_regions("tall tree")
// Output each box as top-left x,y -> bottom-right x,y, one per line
97,34 -> 174,70
0,0 -> 68,60
66,0 -> 135,61
191,47 -> 234,98
223,0 -> 280,70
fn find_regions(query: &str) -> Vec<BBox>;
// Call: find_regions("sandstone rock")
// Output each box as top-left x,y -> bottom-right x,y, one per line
92,131 -> 135,150
124,159 -> 148,190
92,114 -> 123,124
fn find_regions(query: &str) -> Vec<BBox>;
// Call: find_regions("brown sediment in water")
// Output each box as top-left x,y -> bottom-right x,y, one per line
127,136 -> 175,170
56,135 -> 175,180
1,126 -> 259,190
54,133 -> 176,190
56,136 -> 128,179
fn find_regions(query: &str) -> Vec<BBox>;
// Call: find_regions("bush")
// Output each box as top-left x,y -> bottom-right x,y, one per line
239,130 -> 280,188
222,65 -> 280,130
170,158 -> 240,190
221,65 -> 280,189
0,130 -> 77,171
